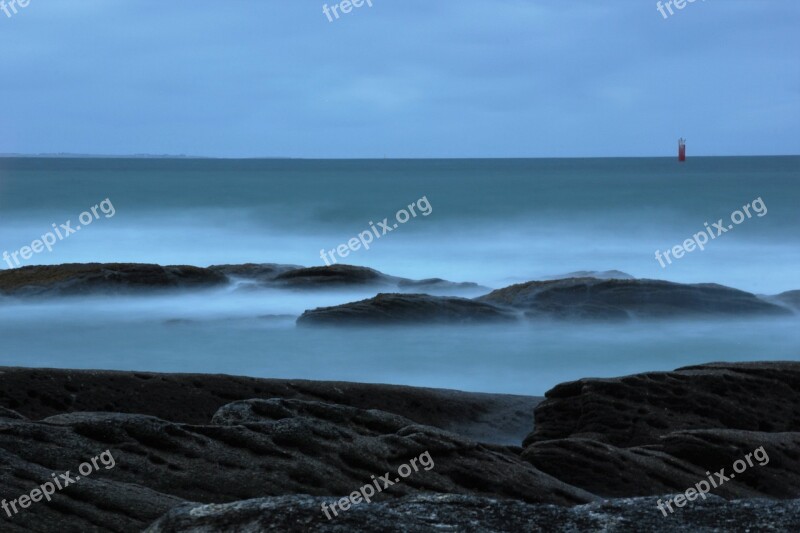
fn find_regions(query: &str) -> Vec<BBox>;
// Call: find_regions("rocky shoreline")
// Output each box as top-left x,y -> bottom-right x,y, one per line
1,263 -> 796,324
1,362 -> 798,531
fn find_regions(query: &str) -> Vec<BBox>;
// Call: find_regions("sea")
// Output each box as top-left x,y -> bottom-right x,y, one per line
0,156 -> 798,395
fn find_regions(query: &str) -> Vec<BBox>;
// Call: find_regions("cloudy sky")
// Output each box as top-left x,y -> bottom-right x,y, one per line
0,0 -> 798,157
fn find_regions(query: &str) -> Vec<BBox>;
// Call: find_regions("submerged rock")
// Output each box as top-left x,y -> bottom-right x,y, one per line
772,290 -> 800,311
209,263 -> 302,282
478,278 -> 788,320
272,264 -> 394,288
0,263 -> 226,297
297,293 -> 518,325
542,270 -> 635,280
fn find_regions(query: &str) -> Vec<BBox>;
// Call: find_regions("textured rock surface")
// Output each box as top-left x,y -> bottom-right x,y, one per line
521,362 -> 800,502
525,362 -> 800,447
0,367 -> 540,445
0,262 -> 486,299
297,293 -> 517,325
0,263 -> 226,297
0,398 -> 589,531
521,431 -> 797,499
478,278 -> 789,319
144,493 -> 800,533
3,363 -> 799,532
0,424 -> 185,532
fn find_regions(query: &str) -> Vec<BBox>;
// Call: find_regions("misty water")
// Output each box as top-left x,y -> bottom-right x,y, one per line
0,157 -> 798,394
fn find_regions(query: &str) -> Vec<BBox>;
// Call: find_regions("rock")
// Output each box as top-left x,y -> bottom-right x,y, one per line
525,362 -> 800,448
521,431 -> 798,499
772,290 -> 800,311
272,265 -> 394,288
0,262 -> 486,298
543,270 -> 635,280
0,400 -> 592,531
0,367 -> 541,446
520,362 -> 800,501
478,278 -> 789,320
208,263 -> 302,282
4,363 -> 800,532
144,493 -> 800,532
0,406 -> 25,419
269,265 -> 487,294
0,426 -> 184,532
397,278 -> 490,295
657,429 -> 800,498
0,263 -> 226,297
297,293 -> 518,325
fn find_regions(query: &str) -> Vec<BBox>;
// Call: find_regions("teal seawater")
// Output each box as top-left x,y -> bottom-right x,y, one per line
0,156 -> 798,394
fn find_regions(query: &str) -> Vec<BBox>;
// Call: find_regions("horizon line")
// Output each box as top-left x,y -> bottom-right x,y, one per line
1,154 -> 799,160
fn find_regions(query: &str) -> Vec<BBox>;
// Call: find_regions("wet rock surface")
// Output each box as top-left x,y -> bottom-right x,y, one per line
0,263 -> 226,297
478,278 -> 789,319
525,362 -> 800,447
2,362 -> 798,532
145,493 -> 800,533
297,293 -> 517,325
519,362 -> 800,512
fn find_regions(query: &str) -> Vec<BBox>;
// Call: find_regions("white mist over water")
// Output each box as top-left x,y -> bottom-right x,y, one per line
0,157 -> 798,393
0,292 -> 797,395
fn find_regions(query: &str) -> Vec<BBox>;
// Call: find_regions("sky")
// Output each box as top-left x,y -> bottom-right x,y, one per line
0,0 -> 798,158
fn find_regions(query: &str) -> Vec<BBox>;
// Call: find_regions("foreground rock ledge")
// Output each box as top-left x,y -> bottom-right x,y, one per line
144,493 -> 800,533
2,362 -> 799,532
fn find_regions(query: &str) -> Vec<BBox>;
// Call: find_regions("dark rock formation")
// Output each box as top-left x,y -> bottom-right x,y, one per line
0,367 -> 541,445
145,493 -> 800,533
772,290 -> 800,311
0,263 -> 226,297
297,293 -> 518,326
397,278 -> 490,295
0,446 -> 183,533
520,432 -> 793,499
524,362 -> 800,447
543,270 -> 635,280
272,264 -> 393,288
0,394 -> 585,531
479,278 -> 789,319
521,362 -> 800,501
0,262 -> 486,299
3,363 -> 799,532
0,407 -> 25,420
209,263 -> 302,282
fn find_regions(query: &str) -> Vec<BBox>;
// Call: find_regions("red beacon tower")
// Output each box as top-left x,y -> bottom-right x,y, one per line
678,138 -> 686,162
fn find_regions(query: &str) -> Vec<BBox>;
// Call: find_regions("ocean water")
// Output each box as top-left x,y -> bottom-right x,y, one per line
0,156 -> 798,394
